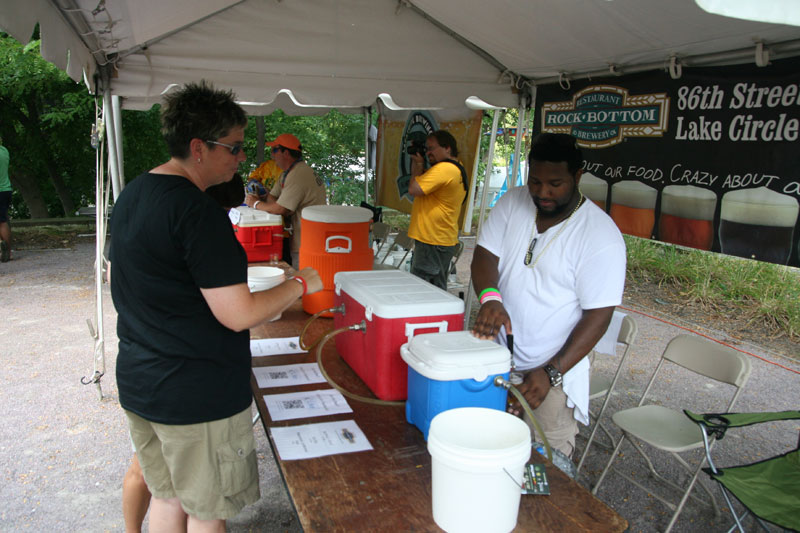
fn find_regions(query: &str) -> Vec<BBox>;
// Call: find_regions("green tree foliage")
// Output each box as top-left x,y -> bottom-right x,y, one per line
0,32 -> 95,217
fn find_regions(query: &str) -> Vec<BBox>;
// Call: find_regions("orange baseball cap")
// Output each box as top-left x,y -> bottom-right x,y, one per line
265,133 -> 302,151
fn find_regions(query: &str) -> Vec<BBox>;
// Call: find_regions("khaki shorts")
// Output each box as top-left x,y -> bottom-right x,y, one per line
522,386 -> 579,458
125,407 -> 260,521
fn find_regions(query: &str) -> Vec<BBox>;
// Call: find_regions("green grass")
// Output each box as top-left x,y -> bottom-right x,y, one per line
624,235 -> 800,342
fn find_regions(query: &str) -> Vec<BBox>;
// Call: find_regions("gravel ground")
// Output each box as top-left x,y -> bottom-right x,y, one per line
0,237 -> 798,532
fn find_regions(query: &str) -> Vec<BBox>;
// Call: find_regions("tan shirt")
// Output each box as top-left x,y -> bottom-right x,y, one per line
270,160 -> 327,253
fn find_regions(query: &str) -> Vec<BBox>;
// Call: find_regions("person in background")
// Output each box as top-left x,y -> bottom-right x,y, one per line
243,133 -> 326,267
407,130 -> 468,290
0,136 -> 12,263
470,133 -> 626,457
121,170 -> 247,533
246,155 -> 281,198
110,81 -> 322,533
206,172 -> 246,211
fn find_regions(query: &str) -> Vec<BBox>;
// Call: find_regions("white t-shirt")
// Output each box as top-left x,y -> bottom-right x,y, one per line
477,186 -> 626,424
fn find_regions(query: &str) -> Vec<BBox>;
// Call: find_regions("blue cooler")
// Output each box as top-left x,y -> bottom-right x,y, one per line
401,331 -> 511,439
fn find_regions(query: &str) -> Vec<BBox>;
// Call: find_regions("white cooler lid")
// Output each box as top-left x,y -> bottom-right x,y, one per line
229,206 -> 283,227
401,331 -> 510,381
301,205 -> 373,223
334,270 -> 464,318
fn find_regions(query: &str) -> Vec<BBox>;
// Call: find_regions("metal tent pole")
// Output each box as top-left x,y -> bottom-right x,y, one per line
111,95 -> 125,196
464,109 -> 501,327
364,107 -> 371,203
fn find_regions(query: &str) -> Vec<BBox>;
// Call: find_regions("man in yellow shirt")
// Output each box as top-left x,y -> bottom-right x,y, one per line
407,130 -> 468,289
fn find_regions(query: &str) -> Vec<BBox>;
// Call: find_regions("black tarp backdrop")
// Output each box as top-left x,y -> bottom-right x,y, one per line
534,56 -> 800,267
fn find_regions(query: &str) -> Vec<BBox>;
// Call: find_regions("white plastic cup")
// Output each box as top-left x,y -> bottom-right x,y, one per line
247,266 -> 286,321
427,407 -> 531,533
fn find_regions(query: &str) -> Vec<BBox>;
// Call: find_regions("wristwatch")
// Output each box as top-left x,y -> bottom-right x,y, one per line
543,364 -> 563,388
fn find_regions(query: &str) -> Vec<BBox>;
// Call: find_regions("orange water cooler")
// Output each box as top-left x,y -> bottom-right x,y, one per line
299,205 -> 374,316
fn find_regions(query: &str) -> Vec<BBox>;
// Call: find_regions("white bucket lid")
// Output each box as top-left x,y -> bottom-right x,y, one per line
721,187 -> 799,227
401,331 -> 510,381
428,408 -> 531,472
230,206 -> 283,227
334,270 -> 464,318
611,180 -> 657,208
248,266 -> 285,281
661,185 -> 717,220
301,205 -> 373,223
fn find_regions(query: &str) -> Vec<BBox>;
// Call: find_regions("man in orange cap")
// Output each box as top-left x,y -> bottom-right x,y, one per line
244,133 -> 327,266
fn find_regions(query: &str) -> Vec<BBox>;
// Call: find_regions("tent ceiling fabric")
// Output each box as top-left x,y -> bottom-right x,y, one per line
2,0 -> 800,113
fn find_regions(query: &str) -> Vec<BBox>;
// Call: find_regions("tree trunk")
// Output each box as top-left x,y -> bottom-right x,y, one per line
9,171 -> 49,218
23,96 -> 76,216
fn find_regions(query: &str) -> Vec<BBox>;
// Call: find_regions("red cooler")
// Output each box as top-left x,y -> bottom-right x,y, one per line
229,206 -> 284,263
333,270 -> 465,401
300,205 -> 374,316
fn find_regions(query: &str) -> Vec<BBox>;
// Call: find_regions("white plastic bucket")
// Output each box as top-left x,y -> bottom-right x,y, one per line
427,407 -> 531,533
247,266 -> 286,321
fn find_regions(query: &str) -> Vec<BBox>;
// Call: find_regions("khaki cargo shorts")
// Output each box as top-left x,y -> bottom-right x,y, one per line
125,407 -> 260,521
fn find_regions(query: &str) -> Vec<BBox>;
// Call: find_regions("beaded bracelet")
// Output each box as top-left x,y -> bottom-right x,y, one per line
292,276 -> 307,296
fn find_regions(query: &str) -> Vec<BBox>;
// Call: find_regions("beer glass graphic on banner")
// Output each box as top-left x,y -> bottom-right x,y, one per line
719,187 -> 799,265
579,172 -> 608,211
610,181 -> 657,238
659,185 -> 717,251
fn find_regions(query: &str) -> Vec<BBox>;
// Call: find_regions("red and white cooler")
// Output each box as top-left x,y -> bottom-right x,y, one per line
229,206 -> 284,263
333,270 -> 465,401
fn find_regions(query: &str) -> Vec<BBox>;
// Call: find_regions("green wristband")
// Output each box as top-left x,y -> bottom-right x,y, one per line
478,287 -> 499,300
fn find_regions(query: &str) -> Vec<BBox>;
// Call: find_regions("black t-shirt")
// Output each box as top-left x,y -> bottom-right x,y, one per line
110,173 -> 250,424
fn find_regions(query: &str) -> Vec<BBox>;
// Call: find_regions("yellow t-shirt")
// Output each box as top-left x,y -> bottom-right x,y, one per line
407,161 -> 466,246
248,160 -> 282,192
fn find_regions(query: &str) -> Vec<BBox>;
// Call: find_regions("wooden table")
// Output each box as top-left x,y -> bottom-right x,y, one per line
250,299 -> 628,532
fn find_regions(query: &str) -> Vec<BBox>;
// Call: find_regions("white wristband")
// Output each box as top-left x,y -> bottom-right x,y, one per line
481,295 -> 503,305
253,200 -> 261,210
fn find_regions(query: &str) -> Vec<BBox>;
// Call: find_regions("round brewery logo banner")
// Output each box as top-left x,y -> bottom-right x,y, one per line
396,110 -> 438,202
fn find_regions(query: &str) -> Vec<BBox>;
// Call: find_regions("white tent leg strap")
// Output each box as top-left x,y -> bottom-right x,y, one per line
81,100 -> 108,400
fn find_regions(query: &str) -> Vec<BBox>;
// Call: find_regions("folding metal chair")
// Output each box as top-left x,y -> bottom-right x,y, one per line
374,229 -> 414,270
592,334 -> 752,533
371,222 -> 392,263
686,410 -> 800,532
576,313 -> 638,474
446,239 -> 466,293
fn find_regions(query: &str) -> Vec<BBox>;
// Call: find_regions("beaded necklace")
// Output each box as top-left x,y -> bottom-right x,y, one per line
524,193 -> 584,269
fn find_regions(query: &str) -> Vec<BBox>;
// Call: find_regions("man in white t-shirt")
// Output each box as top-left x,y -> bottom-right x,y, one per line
471,133 -> 626,457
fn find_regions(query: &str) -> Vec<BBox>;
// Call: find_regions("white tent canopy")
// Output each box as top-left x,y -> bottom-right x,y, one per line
3,0 -> 800,113
2,0 -> 800,396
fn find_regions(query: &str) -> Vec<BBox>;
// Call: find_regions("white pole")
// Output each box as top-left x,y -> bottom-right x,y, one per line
102,92 -> 122,201
462,115 -> 484,235
464,110 -> 501,326
111,95 -> 125,195
363,108 -> 370,203
511,105 -> 526,187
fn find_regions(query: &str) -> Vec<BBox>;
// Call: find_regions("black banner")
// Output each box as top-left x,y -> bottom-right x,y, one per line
534,57 -> 800,267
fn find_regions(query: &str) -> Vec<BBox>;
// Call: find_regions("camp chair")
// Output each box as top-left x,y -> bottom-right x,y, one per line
685,410 -> 800,532
371,222 -> 392,264
576,313 -> 638,475
374,230 -> 414,270
592,334 -> 752,533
